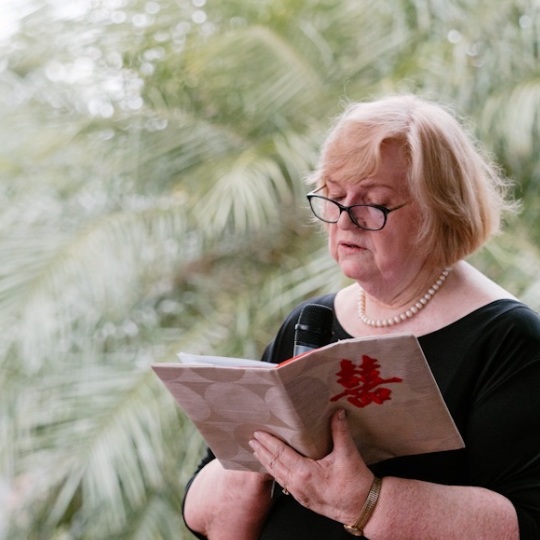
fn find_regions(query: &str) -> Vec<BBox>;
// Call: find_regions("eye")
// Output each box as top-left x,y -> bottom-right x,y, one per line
363,199 -> 389,208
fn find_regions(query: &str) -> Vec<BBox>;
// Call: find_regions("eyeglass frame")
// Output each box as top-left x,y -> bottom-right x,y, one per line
306,185 -> 408,231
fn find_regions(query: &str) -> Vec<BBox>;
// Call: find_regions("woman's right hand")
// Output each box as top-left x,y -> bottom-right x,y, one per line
183,459 -> 275,540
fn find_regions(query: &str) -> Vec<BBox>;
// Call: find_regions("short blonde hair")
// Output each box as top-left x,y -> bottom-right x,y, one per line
308,95 -> 517,268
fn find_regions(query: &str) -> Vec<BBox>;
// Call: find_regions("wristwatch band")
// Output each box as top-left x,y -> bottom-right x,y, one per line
343,476 -> 382,537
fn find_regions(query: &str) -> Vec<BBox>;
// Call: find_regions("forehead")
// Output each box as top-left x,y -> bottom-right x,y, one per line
323,136 -> 409,190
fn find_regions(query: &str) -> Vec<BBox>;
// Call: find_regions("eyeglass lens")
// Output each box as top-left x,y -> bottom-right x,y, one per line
309,197 -> 386,230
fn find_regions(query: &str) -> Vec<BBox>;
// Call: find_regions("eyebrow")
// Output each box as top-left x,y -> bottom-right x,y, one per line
325,178 -> 397,194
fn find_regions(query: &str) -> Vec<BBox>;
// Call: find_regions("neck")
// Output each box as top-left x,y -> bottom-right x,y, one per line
358,267 -> 451,328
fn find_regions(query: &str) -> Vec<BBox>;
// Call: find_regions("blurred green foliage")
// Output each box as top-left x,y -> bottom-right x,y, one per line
0,0 -> 539,537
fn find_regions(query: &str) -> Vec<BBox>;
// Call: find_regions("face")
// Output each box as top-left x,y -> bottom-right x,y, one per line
322,139 -> 425,291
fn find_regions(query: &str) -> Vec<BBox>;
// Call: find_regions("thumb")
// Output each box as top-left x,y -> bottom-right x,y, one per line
330,409 -> 357,457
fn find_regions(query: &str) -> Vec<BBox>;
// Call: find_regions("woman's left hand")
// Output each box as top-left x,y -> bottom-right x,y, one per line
248,409 -> 374,526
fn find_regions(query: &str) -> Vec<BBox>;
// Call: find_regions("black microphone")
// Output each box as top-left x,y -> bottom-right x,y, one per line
293,303 -> 334,356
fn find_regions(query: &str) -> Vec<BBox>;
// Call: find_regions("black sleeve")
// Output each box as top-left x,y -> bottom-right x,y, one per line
417,302 -> 540,539
465,306 -> 540,538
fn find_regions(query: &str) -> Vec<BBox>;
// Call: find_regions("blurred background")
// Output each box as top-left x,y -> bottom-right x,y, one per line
0,0 -> 539,537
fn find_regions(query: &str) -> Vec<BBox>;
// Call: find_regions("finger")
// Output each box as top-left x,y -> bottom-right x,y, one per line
249,432 -> 303,490
330,409 -> 358,459
249,432 -> 287,474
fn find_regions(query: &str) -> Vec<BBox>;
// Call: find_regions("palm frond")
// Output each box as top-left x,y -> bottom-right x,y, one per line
2,1 -> 540,538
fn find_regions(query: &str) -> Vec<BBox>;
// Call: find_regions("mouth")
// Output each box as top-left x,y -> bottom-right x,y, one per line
339,240 -> 365,252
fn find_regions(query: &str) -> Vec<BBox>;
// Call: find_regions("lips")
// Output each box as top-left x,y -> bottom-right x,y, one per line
338,239 -> 365,251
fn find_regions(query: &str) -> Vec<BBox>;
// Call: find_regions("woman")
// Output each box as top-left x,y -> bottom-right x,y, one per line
183,95 -> 540,539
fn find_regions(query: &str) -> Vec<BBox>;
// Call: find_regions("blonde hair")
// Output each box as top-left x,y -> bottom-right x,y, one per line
308,95 -> 517,267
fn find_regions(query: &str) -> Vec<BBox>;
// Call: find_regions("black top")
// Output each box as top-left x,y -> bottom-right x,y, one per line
184,295 -> 540,539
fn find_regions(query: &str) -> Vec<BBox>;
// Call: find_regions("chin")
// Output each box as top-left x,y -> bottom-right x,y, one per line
338,262 -> 367,282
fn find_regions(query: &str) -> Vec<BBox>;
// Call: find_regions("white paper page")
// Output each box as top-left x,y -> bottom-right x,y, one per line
177,352 -> 271,368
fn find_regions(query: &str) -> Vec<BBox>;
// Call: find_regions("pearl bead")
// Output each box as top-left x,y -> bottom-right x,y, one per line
358,268 -> 451,328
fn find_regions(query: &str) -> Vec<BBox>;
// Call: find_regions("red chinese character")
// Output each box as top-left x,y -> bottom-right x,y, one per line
330,355 -> 403,408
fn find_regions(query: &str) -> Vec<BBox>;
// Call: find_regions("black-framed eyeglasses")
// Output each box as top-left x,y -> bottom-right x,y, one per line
307,186 -> 408,231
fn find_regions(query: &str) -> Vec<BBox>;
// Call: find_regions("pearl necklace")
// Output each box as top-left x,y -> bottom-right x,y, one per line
358,268 -> 451,328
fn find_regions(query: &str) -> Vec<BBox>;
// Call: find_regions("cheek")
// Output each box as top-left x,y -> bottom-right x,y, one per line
327,229 -> 339,260
376,232 -> 420,269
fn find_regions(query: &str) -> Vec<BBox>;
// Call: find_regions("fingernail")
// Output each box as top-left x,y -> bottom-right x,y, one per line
338,409 -> 346,420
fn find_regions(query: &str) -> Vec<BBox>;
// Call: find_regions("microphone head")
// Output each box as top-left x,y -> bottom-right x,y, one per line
294,303 -> 334,349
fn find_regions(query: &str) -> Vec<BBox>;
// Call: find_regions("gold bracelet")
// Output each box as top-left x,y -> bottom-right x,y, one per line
343,476 -> 382,537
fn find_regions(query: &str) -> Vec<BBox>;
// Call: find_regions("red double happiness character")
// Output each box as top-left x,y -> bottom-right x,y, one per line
330,354 -> 403,408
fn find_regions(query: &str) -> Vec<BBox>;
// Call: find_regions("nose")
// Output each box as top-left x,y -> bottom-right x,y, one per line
336,208 -> 357,229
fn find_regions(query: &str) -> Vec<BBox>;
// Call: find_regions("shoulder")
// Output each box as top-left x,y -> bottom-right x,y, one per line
424,262 -> 518,331
458,298 -> 540,335
429,298 -> 540,350
480,299 -> 540,347
454,261 -> 516,300
446,262 -> 540,340
436,299 -> 540,387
